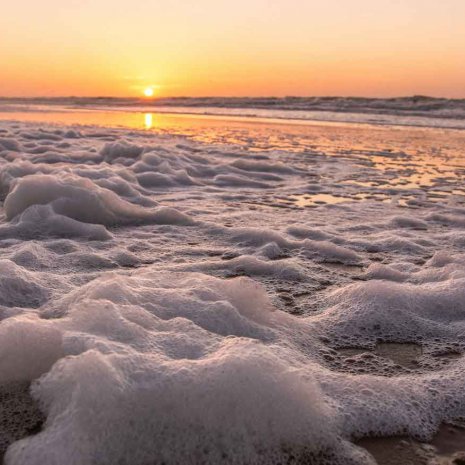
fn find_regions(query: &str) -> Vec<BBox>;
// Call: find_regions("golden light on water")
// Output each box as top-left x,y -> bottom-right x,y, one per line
143,87 -> 154,97
144,113 -> 153,129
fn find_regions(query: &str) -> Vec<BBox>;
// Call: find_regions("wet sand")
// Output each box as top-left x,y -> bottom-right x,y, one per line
358,422 -> 465,465
354,343 -> 465,464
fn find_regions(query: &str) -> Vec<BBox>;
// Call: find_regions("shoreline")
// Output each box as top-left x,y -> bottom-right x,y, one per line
1,103 -> 465,131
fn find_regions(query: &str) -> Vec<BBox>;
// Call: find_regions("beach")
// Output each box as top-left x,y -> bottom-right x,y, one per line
0,104 -> 464,464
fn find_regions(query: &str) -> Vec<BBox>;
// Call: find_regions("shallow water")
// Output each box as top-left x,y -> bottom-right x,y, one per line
0,108 -> 464,464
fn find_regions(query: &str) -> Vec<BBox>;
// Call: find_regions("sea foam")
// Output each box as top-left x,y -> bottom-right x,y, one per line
0,119 -> 464,464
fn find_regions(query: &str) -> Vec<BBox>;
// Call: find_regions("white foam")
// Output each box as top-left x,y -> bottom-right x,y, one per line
4,174 -> 194,227
0,204 -> 112,240
0,119 -> 464,464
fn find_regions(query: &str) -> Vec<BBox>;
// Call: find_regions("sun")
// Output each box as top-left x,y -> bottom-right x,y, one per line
143,87 -> 154,97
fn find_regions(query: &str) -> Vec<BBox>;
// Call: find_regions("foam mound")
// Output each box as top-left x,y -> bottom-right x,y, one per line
1,272 -> 345,465
0,260 -> 49,309
3,265 -> 465,464
0,204 -> 112,241
4,174 -> 194,227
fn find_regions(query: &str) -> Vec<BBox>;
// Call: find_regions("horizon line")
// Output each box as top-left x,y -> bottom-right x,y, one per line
1,94 -> 465,101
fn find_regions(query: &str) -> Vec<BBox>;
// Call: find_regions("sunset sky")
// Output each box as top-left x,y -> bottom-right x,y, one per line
1,0 -> 464,98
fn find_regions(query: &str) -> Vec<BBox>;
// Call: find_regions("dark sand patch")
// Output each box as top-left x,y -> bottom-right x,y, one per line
338,342 -> 422,369
431,420 -> 465,460
357,436 -> 433,465
375,342 -> 423,369
338,343 -> 462,373
0,382 -> 44,461
357,422 -> 465,465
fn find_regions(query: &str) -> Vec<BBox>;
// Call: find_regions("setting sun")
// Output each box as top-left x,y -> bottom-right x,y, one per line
143,87 -> 154,97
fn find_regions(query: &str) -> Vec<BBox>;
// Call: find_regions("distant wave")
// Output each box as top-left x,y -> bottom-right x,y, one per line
2,96 -> 465,129
2,96 -> 465,119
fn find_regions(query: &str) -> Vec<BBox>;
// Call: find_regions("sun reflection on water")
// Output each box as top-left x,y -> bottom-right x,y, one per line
144,113 -> 153,129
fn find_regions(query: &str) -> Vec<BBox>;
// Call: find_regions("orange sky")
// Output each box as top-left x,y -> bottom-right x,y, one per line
1,0 -> 464,98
